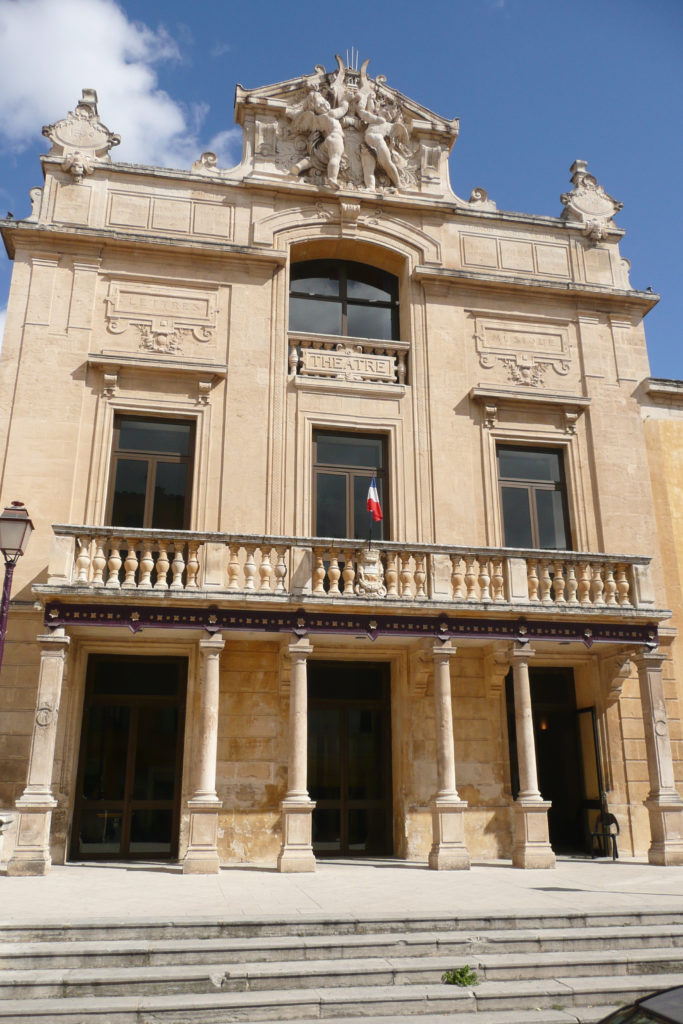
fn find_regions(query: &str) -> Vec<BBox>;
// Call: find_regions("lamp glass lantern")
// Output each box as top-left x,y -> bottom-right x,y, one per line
0,502 -> 34,565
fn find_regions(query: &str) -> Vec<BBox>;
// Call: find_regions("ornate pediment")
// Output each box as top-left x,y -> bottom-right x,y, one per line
228,54 -> 471,200
42,90 -> 120,184
560,160 -> 622,243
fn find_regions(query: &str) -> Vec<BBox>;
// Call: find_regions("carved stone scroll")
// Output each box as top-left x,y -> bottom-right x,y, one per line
472,314 -> 571,387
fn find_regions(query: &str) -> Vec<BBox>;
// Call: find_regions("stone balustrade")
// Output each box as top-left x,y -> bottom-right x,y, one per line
288,332 -> 409,386
44,526 -> 655,612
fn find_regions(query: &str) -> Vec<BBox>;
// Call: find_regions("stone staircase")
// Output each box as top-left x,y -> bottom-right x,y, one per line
0,910 -> 681,1023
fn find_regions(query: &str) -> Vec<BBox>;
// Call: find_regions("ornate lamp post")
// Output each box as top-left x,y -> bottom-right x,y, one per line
0,501 -> 33,671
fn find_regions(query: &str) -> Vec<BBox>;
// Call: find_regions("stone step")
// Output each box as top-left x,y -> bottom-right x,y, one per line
2,923 -> 682,970
1,908 -> 680,943
1,948 -> 681,1000
0,973 -> 679,1022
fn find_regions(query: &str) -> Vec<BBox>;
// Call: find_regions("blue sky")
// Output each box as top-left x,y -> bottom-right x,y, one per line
0,0 -> 681,377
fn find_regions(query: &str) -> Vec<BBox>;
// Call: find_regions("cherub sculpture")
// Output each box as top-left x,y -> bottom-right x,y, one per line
285,84 -> 348,188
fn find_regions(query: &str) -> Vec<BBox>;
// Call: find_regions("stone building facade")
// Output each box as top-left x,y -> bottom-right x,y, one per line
1,58 -> 682,875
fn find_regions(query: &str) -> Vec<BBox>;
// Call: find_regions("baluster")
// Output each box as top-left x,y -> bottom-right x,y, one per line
385,553 -> 399,597
185,542 -> 199,589
397,350 -> 407,385
578,562 -> 592,605
464,555 -> 478,600
399,551 -> 413,599
328,549 -> 341,595
259,547 -> 273,591
414,554 -> 427,598
170,542 -> 185,590
288,343 -> 299,376
121,539 -> 139,589
539,560 -> 553,603
274,547 -> 288,593
138,544 -> 154,589
565,562 -> 578,604
312,549 -> 326,595
92,537 -> 106,586
591,563 -> 605,606
105,541 -> 122,588
243,547 -> 256,590
154,542 -> 169,590
76,537 -> 91,584
227,545 -> 241,591
616,563 -> 631,606
491,559 -> 505,602
604,563 -> 617,605
527,559 -> 539,602
342,549 -> 355,596
450,556 -> 465,600
478,558 -> 491,602
552,561 -> 566,604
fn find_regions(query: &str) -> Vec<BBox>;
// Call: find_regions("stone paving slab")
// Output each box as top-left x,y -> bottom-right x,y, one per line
2,857 -> 683,926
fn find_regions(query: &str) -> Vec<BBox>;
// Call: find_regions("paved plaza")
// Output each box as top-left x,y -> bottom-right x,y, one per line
2,857 -> 683,926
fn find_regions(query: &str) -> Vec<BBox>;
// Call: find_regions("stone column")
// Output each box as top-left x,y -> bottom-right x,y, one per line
511,644 -> 555,869
277,637 -> 316,872
183,633 -> 224,874
428,642 -> 470,869
635,650 -> 683,865
7,630 -> 70,876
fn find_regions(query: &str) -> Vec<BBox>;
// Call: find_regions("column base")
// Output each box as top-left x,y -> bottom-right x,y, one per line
428,796 -> 470,870
645,795 -> 683,866
277,797 -> 316,873
182,800 -> 222,875
512,799 -> 555,869
6,800 -> 56,876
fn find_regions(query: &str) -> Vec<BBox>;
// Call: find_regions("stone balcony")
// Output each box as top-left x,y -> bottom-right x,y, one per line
37,525 -> 659,625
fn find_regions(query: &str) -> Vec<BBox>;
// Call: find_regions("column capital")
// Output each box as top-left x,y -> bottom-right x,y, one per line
198,633 -> 225,654
432,640 -> 457,662
634,648 -> 666,669
288,637 -> 313,660
37,630 -> 70,653
511,641 -> 535,663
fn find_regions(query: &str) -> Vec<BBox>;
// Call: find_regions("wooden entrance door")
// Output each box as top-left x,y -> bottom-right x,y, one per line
71,656 -> 186,860
308,661 -> 393,857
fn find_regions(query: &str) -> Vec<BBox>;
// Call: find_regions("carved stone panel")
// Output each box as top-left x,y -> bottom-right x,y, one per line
104,280 -> 218,355
471,314 -> 572,389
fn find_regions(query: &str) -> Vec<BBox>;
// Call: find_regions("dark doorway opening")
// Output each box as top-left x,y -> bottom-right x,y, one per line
71,656 -> 186,861
308,661 -> 393,857
506,667 -> 598,854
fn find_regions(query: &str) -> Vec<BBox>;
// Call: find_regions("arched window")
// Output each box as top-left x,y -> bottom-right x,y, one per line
289,259 -> 399,341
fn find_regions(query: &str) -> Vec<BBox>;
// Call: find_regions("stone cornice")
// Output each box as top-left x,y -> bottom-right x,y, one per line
0,218 -> 287,266
414,265 -> 659,311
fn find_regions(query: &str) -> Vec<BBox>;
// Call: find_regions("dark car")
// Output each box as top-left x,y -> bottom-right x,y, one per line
599,986 -> 683,1023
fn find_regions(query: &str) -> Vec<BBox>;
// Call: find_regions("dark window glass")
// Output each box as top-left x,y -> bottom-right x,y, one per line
108,416 -> 194,529
290,259 -> 399,341
313,431 -> 388,540
498,446 -> 570,550
501,487 -> 534,548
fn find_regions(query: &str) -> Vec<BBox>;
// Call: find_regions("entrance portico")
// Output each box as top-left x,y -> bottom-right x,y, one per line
6,567 -> 681,877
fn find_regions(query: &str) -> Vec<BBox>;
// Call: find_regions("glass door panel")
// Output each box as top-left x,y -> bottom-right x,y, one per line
72,657 -> 186,861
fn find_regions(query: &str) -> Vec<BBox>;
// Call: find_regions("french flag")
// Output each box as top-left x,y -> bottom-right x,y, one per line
366,477 -> 383,522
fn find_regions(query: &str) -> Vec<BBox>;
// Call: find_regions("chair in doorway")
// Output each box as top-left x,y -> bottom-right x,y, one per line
590,801 -> 620,860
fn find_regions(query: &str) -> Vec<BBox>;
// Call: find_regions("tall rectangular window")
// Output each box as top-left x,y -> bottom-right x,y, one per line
107,416 -> 195,530
313,431 -> 388,540
497,446 -> 571,550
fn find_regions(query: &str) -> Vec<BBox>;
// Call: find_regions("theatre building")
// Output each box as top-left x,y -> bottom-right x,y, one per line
1,57 -> 682,875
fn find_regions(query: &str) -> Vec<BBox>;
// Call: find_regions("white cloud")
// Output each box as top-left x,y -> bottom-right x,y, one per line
0,0 -> 240,169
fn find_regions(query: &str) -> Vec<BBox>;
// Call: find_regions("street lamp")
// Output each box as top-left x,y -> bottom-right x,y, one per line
0,501 -> 33,672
